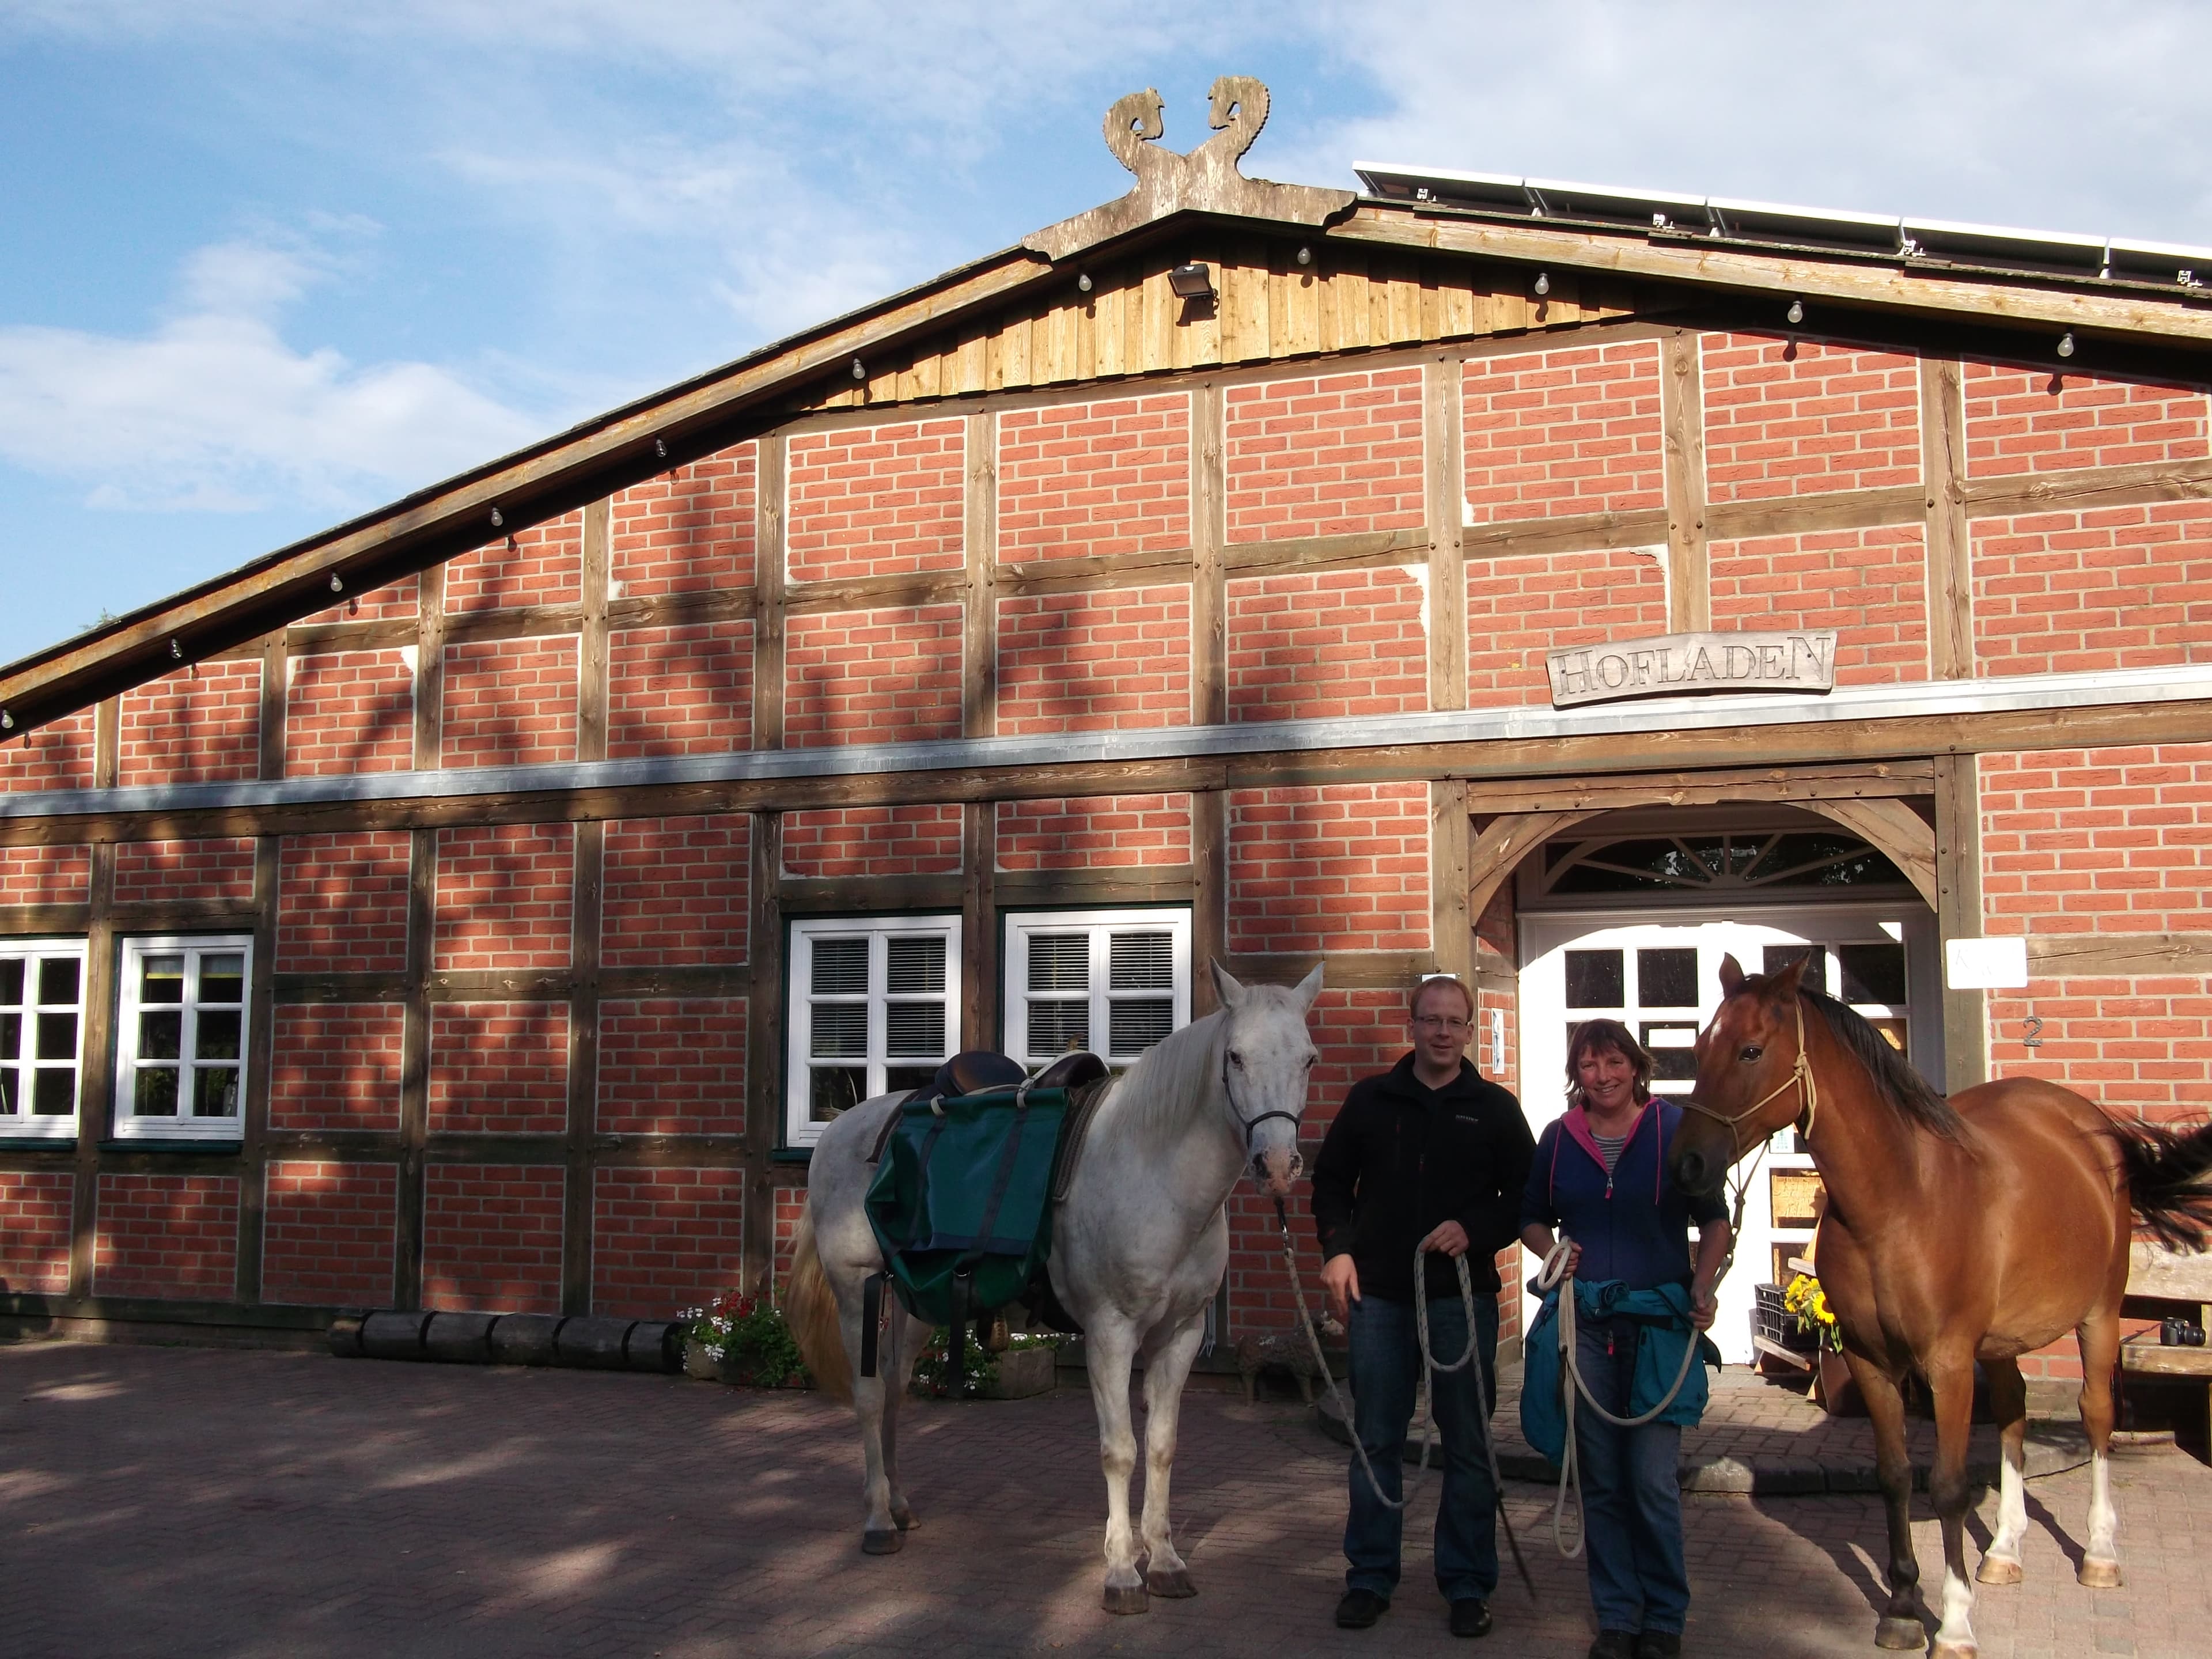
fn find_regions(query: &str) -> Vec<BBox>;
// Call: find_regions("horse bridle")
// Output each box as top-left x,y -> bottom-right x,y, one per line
1222,1049 -> 1304,1162
1677,997 -> 1821,1162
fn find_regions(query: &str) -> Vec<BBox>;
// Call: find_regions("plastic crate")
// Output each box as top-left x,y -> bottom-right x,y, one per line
1753,1281 -> 1817,1352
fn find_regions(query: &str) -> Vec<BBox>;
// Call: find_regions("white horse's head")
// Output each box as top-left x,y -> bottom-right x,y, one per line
1210,960 -> 1323,1198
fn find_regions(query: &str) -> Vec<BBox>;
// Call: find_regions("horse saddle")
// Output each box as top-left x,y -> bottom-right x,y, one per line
859,1050 -> 1111,1376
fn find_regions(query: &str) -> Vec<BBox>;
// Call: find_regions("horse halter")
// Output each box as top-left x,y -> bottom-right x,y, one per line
1679,996 -> 1821,1161
1222,1048 -> 1304,1164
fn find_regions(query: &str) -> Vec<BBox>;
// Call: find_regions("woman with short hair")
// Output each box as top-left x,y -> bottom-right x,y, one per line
1519,1020 -> 1731,1659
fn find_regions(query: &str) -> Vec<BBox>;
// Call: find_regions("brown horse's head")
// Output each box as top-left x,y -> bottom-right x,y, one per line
1668,952 -> 1811,1198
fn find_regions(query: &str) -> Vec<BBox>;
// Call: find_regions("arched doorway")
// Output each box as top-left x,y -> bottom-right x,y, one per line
1508,804 -> 1943,1365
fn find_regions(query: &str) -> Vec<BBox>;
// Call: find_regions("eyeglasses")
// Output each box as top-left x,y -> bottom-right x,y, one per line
1412,1016 -> 1470,1032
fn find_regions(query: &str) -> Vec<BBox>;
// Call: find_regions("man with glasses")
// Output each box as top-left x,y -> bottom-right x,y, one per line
1312,975 -> 1535,1639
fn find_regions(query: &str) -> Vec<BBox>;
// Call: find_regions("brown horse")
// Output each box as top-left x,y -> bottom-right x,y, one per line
1666,955 -> 2212,1659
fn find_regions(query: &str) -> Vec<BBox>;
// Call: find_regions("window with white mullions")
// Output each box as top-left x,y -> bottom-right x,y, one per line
785,916 -> 961,1148
0,942 -> 86,1138
113,936 -> 253,1140
1003,909 -> 1190,1071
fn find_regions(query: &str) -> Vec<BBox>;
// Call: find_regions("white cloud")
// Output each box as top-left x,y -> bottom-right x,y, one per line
0,240 -> 542,513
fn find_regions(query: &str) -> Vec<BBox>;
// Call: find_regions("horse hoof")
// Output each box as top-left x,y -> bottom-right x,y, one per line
1102,1584 -> 1150,1615
1930,1643 -> 1976,1659
1145,1565 -> 1197,1598
1874,1615 -> 1927,1650
893,1506 -> 922,1532
2078,1558 -> 2123,1589
1976,1555 -> 2022,1586
861,1528 -> 904,1555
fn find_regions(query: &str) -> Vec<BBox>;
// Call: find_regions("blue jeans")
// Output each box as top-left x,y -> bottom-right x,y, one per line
1344,1287 -> 1501,1603
1574,1316 -> 1689,1635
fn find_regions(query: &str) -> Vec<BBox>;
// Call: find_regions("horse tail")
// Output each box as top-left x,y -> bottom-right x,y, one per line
786,1204 -> 853,1403
2111,1115 -> 2212,1252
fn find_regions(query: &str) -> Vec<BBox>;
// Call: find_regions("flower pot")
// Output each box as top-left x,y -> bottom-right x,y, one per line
1814,1347 -> 1865,1417
681,1339 -> 719,1380
983,1344 -> 1057,1400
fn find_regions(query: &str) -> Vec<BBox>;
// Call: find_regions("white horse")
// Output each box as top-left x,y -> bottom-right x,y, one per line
787,962 -> 1322,1612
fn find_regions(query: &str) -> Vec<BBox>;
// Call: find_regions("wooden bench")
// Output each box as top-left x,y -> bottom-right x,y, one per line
2121,1243 -> 2212,1448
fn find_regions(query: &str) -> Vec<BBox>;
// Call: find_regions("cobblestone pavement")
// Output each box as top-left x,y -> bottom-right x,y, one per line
3,1341 -> 2207,1659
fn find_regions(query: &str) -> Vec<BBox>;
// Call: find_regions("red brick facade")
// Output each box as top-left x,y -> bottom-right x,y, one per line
94,1175 -> 238,1300
1710,524 -> 1931,682
1225,368 -> 1426,542
269,1005 -> 404,1132
995,795 -> 1192,870
785,604 -> 961,746
1228,566 -> 1427,721
1463,341 -> 1665,522
1702,336 -> 1921,502
997,587 -> 1191,733
286,650 -> 413,776
422,1166 -> 565,1314
612,444 -> 756,596
998,395 -> 1189,563
1465,546 -> 1669,707
787,419 -> 965,582
1971,502 -> 2212,677
262,1162 -> 397,1307
591,1168 -> 747,1317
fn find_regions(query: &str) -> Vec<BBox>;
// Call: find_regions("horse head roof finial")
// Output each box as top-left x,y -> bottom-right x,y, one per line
1025,75 -> 1353,264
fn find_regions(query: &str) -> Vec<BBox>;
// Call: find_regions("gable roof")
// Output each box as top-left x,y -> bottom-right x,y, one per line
6,78 -> 2210,738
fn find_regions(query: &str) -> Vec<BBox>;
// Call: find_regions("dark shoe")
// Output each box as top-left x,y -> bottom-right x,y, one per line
1335,1589 -> 1390,1629
1634,1635 -> 1681,1658
1449,1598 -> 1493,1638
1588,1634 -> 1638,1659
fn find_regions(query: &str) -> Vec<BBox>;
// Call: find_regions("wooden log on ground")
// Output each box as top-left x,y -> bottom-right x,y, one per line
487,1314 -> 562,1367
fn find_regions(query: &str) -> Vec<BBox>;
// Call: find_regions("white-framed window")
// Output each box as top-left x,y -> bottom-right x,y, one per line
113,935 -> 253,1141
1002,908 -> 1191,1070
785,915 -> 961,1148
0,940 -> 87,1138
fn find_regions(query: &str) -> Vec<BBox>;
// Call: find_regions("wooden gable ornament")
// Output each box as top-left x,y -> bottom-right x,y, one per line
1025,76 -> 1356,263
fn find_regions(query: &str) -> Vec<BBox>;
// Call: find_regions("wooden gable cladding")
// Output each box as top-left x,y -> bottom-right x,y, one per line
805,240 -> 1641,410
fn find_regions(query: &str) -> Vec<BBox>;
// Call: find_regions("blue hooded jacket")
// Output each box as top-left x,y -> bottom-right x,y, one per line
1519,1099 -> 1726,1290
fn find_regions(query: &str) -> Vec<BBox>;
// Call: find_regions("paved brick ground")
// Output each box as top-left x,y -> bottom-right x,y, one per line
2,1341 -> 2207,1658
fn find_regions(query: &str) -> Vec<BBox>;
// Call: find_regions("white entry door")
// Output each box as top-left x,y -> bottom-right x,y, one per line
1516,904 -> 1941,1364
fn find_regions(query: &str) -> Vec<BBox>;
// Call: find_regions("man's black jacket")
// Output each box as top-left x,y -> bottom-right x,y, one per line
1310,1054 -> 1536,1303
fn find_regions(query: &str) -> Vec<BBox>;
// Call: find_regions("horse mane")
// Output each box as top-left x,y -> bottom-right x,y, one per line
1109,1005 -> 1228,1142
1786,978 -> 1968,1143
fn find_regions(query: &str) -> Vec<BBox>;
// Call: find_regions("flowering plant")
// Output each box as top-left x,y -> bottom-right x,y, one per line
1783,1272 -> 1842,1354
910,1327 -> 1065,1399
681,1291 -> 809,1388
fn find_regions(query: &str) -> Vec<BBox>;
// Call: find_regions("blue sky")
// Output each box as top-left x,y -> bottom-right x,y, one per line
3,2 -> 2209,668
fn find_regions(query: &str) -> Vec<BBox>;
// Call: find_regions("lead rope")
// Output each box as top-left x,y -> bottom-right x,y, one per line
1272,1198 -> 1536,1603
1532,1154 -> 1756,1557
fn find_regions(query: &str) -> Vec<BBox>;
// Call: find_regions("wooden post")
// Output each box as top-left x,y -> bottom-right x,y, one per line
1933,752 -> 1987,1092
963,412 -> 998,741
742,812 -> 783,1294
754,436 -> 788,751
67,696 -> 121,1302
1430,781 -> 1472,985
1191,382 -> 1227,728
1661,330 -> 1710,633
962,804 -> 997,1051
562,501 -> 611,1315
1920,358 -> 1974,681
235,631 -> 289,1305
1424,355 -> 1467,711
1191,791 -> 1228,1016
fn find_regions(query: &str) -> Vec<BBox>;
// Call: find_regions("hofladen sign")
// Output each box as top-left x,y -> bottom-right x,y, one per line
1545,630 -> 1839,708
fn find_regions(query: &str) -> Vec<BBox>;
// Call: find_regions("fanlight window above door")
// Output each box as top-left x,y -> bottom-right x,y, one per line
1538,830 -> 1907,898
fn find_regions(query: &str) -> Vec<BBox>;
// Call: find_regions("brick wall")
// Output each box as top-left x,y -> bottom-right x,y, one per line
434,823 -> 573,972
1466,546 -> 1669,706
603,816 -> 748,967
785,605 -> 961,746
607,622 -> 751,757
118,662 -> 260,787
611,442 -> 755,597
285,649 -> 412,776
786,419 -> 965,582
300,574 -> 417,626
114,837 -> 254,904
277,831 -> 410,972
445,514 -> 582,612
1971,502 -> 2212,677
783,805 -> 961,878
1964,366 -> 2210,477
997,586 -> 1191,733
1463,341 -> 1665,523
94,1173 -> 238,1299
0,845 -> 89,906
995,794 -> 1192,870
1988,978 -> 2212,1121
1225,368 -> 1425,543
268,1006 -> 404,1132
998,395 -> 1189,563
1228,566 -> 1427,722
0,1171 -> 73,1295
261,1161 -> 397,1306
597,1001 -> 746,1136
1228,783 -> 1429,955
1701,335 -> 1921,501
591,1167 -> 746,1317
772,1183 -> 806,1294
441,638 -> 579,767
0,708 -> 94,793
1710,524 -> 1930,681
427,1003 -> 569,1134
422,1165 -> 564,1313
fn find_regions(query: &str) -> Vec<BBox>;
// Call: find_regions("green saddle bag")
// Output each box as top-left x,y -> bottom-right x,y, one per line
862,1081 -> 1077,1328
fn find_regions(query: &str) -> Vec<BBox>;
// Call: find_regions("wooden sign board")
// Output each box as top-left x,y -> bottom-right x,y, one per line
1771,1168 -> 1826,1230
1546,630 -> 1838,709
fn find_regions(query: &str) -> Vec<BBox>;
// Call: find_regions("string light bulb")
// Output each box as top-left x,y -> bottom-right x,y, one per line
329,573 -> 344,593
489,507 -> 504,529
1786,298 -> 1805,326
1077,273 -> 1093,293
1296,247 -> 1312,267
2057,332 -> 2077,358
1533,272 -> 1550,297
851,359 -> 866,380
